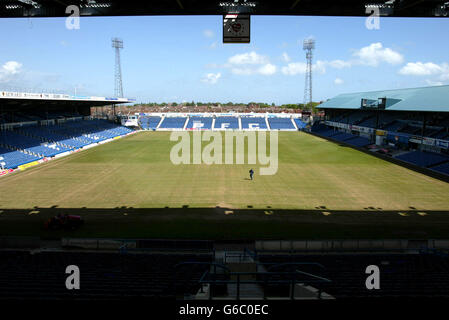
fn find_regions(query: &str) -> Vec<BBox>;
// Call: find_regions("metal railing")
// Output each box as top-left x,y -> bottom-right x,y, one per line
199,269 -> 331,300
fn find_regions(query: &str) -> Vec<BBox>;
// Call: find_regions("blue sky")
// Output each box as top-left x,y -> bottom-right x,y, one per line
0,15 -> 448,104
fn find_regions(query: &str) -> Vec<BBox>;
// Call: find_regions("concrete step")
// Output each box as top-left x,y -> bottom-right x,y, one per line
227,283 -> 264,299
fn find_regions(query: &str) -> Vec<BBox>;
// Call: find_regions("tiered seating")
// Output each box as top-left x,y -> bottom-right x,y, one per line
312,124 -> 371,147
344,136 -> 371,147
61,119 -> 132,141
334,111 -> 367,125
0,147 -> 41,169
158,117 -> 187,129
185,117 -> 213,130
330,132 -> 355,141
0,120 -> 133,169
399,125 -> 421,135
294,119 -> 307,129
423,127 -> 440,137
383,121 -> 404,132
357,116 -> 377,128
213,117 -> 239,130
433,130 -> 449,140
53,126 -> 96,145
20,126 -> 89,149
431,162 -> 449,175
311,123 -> 329,132
394,151 -> 449,168
140,116 -> 161,130
258,253 -> 449,298
267,118 -> 295,130
241,117 -> 268,129
0,131 -> 61,157
0,251 -> 212,299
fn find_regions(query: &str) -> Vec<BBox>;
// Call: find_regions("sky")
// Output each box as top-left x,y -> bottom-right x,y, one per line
0,15 -> 448,104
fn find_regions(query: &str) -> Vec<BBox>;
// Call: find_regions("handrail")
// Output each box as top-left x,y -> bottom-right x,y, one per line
173,262 -> 230,298
198,269 -> 332,300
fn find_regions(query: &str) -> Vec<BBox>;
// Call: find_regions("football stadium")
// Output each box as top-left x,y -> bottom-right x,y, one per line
1,0 -> 449,308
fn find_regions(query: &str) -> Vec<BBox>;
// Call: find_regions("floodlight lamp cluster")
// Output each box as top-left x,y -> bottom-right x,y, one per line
303,39 -> 315,50
112,38 -> 123,49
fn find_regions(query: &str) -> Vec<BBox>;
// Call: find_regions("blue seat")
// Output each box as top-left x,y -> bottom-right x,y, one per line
294,119 -> 307,129
241,117 -> 267,129
0,120 -> 134,169
431,162 -> 449,175
0,146 -> 41,169
140,116 -> 161,130
158,117 -> 187,129
185,117 -> 213,130
213,117 -> 239,129
268,118 -> 295,130
395,151 -> 449,168
345,136 -> 371,147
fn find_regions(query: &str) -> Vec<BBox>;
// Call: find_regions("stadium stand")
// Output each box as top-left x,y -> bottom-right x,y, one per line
344,136 -> 371,147
316,85 -> 449,176
0,131 -> 61,157
394,150 -> 449,168
140,116 -> 162,130
0,250 -> 213,299
158,117 -> 187,129
311,123 -> 371,148
0,120 -> 133,169
0,146 -> 41,169
294,118 -> 307,130
241,117 -> 268,130
20,125 -> 91,149
213,116 -> 239,130
258,253 -> 449,298
185,116 -> 213,130
267,117 -> 295,130
431,162 -> 449,175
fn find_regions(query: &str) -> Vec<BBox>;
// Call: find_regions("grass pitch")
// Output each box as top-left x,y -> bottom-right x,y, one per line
1,131 -> 449,239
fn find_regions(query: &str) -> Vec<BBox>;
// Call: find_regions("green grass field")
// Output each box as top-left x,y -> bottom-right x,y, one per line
1,131 -> 449,239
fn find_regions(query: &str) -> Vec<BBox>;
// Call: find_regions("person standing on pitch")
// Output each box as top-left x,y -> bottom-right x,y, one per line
249,168 -> 254,180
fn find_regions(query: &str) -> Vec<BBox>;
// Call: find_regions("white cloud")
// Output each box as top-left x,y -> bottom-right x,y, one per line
334,78 -> 344,85
231,68 -> 253,75
2,61 -> 22,75
231,64 -> 277,76
352,42 -> 403,67
203,29 -> 214,38
280,42 -> 402,77
399,62 -> 449,83
201,72 -> 221,84
228,51 -> 269,65
226,52 -> 276,76
281,62 -> 307,75
281,61 -> 326,75
282,52 -> 291,63
258,63 -> 277,75
0,61 -> 23,83
399,62 -> 448,76
328,59 -> 351,69
314,61 -> 327,74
